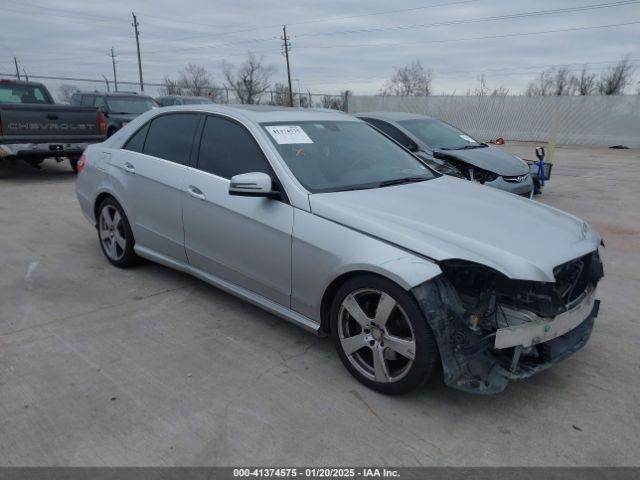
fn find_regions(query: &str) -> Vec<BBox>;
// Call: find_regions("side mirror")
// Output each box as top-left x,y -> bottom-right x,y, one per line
229,172 -> 280,199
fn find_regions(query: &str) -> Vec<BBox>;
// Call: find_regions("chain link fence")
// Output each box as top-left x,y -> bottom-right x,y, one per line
348,94 -> 640,148
0,72 -> 345,110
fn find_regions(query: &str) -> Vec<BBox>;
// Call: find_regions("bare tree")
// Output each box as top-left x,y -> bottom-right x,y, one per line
490,86 -> 510,96
381,60 -> 432,96
269,83 -> 290,106
223,53 -> 274,104
57,84 -> 79,103
179,64 -> 212,97
160,76 -> 182,95
573,66 -> 597,95
553,67 -> 577,96
525,69 -> 556,96
598,56 -> 634,95
321,95 -> 344,110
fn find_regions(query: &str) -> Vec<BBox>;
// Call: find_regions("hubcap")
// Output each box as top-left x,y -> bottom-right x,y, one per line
338,288 -> 416,383
99,205 -> 126,261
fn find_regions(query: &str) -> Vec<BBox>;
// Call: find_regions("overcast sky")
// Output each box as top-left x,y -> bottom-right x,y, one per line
2,0 -> 639,98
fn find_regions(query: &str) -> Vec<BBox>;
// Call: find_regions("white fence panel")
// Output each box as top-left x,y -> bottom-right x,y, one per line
348,95 -> 640,148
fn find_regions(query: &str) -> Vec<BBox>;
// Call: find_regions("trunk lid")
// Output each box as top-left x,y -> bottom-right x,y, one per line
0,104 -> 101,138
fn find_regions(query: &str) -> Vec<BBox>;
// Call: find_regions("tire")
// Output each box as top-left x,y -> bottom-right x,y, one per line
96,197 -> 140,268
107,128 -> 117,138
69,158 -> 79,173
330,275 -> 438,395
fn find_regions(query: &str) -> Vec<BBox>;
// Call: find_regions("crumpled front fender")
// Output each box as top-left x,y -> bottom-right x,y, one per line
412,276 -> 598,394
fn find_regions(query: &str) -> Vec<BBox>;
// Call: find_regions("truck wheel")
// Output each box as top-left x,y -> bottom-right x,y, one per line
330,275 -> 438,395
97,197 -> 140,268
69,158 -> 79,173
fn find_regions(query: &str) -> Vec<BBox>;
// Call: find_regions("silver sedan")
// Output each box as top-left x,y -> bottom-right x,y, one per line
76,105 -> 603,395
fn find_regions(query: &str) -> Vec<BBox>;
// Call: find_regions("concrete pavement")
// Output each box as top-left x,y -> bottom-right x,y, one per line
1,145 -> 639,466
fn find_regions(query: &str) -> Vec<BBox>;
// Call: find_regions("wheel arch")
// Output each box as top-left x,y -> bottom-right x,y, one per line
318,264 -> 440,336
93,189 -> 129,227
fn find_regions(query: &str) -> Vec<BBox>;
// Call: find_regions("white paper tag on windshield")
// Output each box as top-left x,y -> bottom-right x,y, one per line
265,125 -> 313,144
459,134 -> 476,143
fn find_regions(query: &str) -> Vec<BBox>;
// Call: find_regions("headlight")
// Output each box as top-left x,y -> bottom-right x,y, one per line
474,169 -> 498,183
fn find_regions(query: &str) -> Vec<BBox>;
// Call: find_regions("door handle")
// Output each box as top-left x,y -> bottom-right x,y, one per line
188,185 -> 206,201
123,162 -> 136,173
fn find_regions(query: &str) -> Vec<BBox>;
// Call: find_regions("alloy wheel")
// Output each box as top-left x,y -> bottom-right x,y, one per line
99,205 -> 126,261
338,288 -> 416,383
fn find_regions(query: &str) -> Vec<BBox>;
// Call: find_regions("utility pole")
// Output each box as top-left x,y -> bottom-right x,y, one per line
14,57 -> 21,80
22,69 -> 28,81
281,25 -> 293,107
132,12 -> 144,92
109,47 -> 118,92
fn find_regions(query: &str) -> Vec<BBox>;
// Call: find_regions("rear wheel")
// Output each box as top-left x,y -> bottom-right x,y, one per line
330,275 -> 438,394
97,198 -> 140,268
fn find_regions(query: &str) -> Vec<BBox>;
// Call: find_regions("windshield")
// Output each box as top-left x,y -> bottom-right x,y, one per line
398,119 -> 485,150
262,121 -> 435,193
0,83 -> 51,104
106,97 -> 154,114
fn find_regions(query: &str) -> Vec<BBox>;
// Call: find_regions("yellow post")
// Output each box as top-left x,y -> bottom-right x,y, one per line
546,110 -> 560,163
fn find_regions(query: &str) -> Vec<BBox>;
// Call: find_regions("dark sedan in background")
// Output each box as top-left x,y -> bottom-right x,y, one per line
357,112 -> 533,198
71,92 -> 156,137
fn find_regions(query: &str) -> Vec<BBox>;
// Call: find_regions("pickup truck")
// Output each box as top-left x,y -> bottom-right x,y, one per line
0,79 -> 106,172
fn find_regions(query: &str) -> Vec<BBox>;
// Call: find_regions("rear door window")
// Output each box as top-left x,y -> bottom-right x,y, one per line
123,124 -> 150,153
196,115 -> 272,179
142,113 -> 200,165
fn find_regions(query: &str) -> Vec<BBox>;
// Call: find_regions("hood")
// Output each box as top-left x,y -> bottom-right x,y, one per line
309,176 -> 601,283
434,145 -> 528,177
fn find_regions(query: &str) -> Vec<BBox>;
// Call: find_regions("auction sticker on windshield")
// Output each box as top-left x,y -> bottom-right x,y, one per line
265,125 -> 314,144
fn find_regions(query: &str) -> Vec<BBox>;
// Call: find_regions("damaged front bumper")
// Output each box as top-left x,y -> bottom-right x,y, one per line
412,277 -> 600,394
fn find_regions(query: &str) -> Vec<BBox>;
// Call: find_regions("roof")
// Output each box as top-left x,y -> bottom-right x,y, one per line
154,104 -> 356,123
157,95 -> 210,100
75,91 -> 153,98
355,111 -> 435,121
0,79 -> 45,87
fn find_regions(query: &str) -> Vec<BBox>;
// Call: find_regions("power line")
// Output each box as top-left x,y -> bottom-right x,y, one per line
114,0 -> 485,47
295,0 -> 640,37
3,1 -> 125,24
288,0 -> 481,26
295,20 -> 640,49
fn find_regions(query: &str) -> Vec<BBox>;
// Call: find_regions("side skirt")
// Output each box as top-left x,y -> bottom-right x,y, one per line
134,245 -> 321,335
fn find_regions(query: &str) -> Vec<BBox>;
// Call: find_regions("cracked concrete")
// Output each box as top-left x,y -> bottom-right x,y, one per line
0,144 -> 639,466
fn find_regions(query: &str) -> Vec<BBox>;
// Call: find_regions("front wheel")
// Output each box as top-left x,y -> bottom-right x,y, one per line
330,275 -> 438,395
97,197 -> 140,268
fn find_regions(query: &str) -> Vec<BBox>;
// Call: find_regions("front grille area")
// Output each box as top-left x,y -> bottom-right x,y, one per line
553,250 -> 603,306
503,173 -> 530,183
